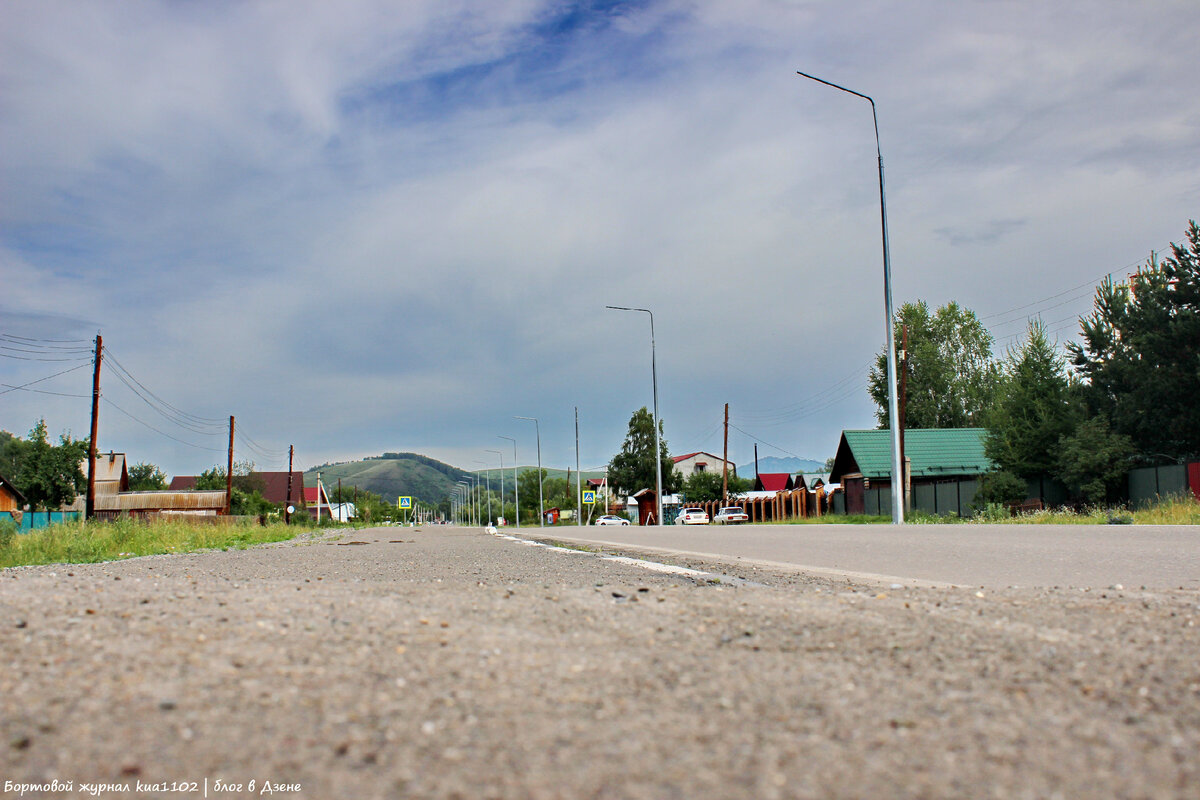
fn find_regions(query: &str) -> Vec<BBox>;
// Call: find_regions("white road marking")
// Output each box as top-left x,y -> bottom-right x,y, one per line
491,531 -> 719,579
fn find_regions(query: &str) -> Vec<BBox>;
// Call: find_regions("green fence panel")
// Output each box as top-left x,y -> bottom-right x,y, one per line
913,483 -> 936,515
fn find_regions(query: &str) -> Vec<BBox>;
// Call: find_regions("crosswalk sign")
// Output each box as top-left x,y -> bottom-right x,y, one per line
398,496 -> 412,509
582,490 -> 596,505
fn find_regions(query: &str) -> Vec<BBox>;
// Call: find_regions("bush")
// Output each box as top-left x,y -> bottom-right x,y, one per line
973,470 -> 1026,509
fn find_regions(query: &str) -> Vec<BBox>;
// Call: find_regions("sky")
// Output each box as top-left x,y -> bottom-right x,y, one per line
2,0 -> 1198,481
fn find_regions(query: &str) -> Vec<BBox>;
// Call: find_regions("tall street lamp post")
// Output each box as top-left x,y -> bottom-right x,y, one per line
606,306 -> 663,526
515,416 -> 544,526
486,448 -> 505,525
795,69 -> 904,524
498,435 -> 519,528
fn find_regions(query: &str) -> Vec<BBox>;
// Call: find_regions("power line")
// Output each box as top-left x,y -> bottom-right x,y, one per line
102,398 -> 226,452
0,362 -> 91,397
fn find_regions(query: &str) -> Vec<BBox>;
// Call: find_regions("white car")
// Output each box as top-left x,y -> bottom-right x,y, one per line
595,515 -> 630,526
713,506 -> 749,524
675,507 -> 710,525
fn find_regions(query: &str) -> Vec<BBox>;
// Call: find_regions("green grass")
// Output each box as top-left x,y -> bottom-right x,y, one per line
0,518 -> 304,569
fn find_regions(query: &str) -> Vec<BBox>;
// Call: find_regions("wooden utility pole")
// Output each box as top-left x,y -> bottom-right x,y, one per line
85,334 -> 102,521
722,403 -> 729,504
225,415 -> 235,515
285,445 -> 294,524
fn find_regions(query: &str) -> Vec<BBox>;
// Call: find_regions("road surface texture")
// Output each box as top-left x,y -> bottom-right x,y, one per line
2,525 -> 1198,799
552,523 -> 1200,590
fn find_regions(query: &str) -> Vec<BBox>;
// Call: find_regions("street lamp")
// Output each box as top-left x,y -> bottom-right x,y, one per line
606,306 -> 663,526
515,416 -> 544,526
795,68 -> 904,524
455,480 -> 471,526
498,435 -> 519,528
486,448 -> 505,526
474,460 -> 493,525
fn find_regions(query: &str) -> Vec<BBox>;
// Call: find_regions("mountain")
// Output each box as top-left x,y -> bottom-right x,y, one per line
304,452 -> 471,505
737,456 -> 827,476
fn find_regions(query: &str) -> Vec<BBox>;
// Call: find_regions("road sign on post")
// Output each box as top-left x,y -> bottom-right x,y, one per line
399,497 -> 412,509
582,490 -> 596,505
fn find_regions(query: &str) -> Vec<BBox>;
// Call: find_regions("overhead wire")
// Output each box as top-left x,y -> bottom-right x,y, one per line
0,362 -> 91,397
102,398 -> 225,452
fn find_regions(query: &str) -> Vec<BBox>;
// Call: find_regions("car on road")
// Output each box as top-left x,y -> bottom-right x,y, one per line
595,515 -> 630,526
675,507 -> 710,525
713,506 -> 749,524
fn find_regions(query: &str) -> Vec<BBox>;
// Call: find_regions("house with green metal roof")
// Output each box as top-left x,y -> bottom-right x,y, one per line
830,428 -> 992,485
829,428 -> 994,517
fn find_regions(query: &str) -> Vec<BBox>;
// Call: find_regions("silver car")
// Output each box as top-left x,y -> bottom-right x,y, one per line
595,515 -> 630,526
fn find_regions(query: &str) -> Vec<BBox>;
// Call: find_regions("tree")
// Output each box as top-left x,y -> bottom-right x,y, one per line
1056,417 -> 1134,505
517,469 -> 547,518
680,471 -> 752,504
128,461 -> 168,491
1068,221 -> 1200,461
15,420 -> 88,513
985,320 -> 1082,479
0,430 -> 28,481
869,301 -> 1000,429
607,407 -> 681,497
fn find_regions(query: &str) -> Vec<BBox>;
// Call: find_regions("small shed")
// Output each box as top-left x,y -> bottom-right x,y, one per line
0,472 -> 27,522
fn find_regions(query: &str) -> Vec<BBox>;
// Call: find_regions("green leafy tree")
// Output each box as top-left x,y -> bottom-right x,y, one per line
1068,221 -> 1200,461
517,469 -> 547,518
15,420 -> 88,513
541,477 -> 577,513
608,407 -> 681,497
1056,417 -> 1134,505
985,320 -> 1083,479
127,461 -> 168,491
681,471 -> 752,503
869,301 -> 1000,428
0,430 -> 28,481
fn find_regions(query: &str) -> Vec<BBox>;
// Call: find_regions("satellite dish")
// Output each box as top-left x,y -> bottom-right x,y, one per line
286,505 -> 295,514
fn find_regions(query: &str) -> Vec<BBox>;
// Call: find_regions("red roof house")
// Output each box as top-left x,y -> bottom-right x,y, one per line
753,473 -> 795,492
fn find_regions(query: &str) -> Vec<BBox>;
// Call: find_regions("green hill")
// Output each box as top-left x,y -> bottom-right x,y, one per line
304,453 -> 472,505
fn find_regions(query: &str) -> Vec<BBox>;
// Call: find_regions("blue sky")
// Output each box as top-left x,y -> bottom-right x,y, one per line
2,0 -> 1198,479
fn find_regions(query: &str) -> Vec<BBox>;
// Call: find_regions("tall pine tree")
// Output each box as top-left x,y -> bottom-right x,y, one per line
1067,221 -> 1200,461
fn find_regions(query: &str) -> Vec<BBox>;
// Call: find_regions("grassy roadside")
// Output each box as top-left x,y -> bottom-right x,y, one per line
0,518 -> 309,569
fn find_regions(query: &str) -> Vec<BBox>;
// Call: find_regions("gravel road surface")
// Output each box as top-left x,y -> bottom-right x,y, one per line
3,525 -> 1199,799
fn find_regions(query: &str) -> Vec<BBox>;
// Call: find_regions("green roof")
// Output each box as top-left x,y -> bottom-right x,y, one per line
834,428 -> 992,481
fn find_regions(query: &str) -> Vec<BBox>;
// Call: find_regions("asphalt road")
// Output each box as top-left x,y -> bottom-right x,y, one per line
3,525 -> 1199,799
546,523 -> 1200,590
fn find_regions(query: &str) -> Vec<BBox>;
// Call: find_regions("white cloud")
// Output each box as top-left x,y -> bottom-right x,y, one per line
2,0 -> 1197,478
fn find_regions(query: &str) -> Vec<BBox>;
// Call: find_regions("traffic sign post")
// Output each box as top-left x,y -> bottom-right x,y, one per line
582,491 -> 596,505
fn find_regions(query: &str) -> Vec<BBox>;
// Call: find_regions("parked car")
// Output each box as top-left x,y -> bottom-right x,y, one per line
595,515 -> 630,526
713,506 -> 749,524
675,507 -> 710,525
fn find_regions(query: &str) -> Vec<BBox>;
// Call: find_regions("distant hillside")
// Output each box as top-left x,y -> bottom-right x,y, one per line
305,452 -> 471,505
737,456 -> 826,476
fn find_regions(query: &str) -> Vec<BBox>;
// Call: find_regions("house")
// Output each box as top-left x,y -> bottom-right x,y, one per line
830,428 -> 992,515
0,472 -> 26,523
672,452 -> 736,480
753,473 -> 794,492
170,471 -> 305,508
91,452 -> 130,495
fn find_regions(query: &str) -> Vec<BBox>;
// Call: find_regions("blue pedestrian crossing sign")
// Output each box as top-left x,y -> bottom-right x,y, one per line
582,490 -> 596,505
398,496 -> 412,509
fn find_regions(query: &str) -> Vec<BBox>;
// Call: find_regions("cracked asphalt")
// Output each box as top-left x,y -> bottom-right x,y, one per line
2,525 -> 1199,799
